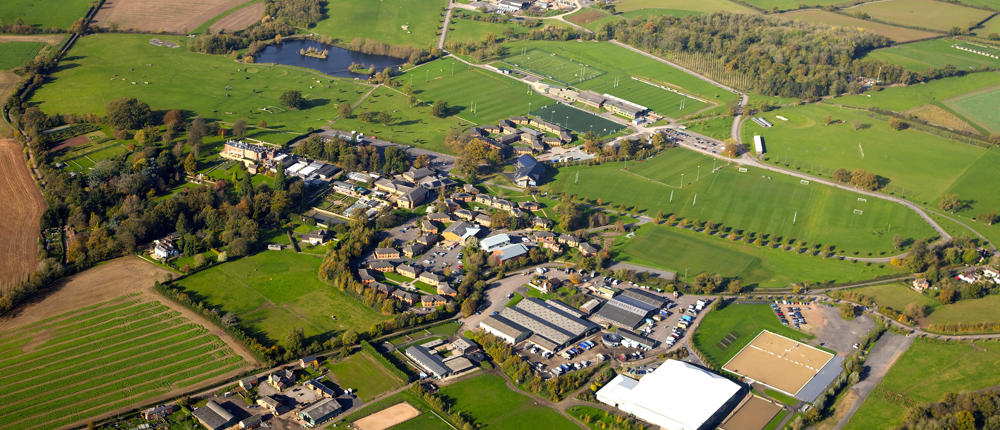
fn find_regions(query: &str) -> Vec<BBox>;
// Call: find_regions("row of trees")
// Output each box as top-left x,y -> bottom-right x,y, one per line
832,168 -> 883,191
293,134 -> 411,175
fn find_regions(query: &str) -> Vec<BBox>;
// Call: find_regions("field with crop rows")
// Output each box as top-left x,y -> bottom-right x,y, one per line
0,295 -> 249,430
777,10 -> 938,42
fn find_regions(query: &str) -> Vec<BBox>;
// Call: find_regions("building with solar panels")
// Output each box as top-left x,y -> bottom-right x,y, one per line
592,288 -> 669,329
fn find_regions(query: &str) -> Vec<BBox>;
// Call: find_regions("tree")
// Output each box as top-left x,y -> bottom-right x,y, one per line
338,102 -> 352,118
727,279 -> 742,294
70,18 -> 88,35
850,169 -> 879,191
723,142 -> 740,157
376,111 -> 392,124
164,110 -> 183,131
286,328 -> 305,353
888,118 -> 908,131
939,194 -> 962,212
280,90 -> 306,109
105,98 -> 151,130
184,153 -> 197,174
833,168 -> 851,183
341,329 -> 359,345
232,119 -> 247,139
903,302 -> 925,320
274,166 -> 286,191
893,234 -> 904,250
432,100 -> 449,118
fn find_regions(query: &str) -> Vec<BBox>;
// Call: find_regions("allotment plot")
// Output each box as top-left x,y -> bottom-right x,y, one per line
723,330 -> 837,400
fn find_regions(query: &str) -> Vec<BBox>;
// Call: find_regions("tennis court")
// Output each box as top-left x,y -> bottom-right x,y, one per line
529,103 -> 624,135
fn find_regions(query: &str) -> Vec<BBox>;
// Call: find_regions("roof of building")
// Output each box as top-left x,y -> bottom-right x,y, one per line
305,379 -> 338,397
596,360 -> 741,430
192,400 -> 234,430
480,234 -> 512,252
500,298 -> 597,348
495,243 -> 529,261
444,356 -> 475,373
375,247 -> 399,256
480,314 -> 531,340
406,345 -> 450,377
617,328 -> 660,348
593,294 -> 658,329
620,288 -> 669,308
300,398 -> 342,420
577,90 -> 606,105
442,221 -> 480,240
514,155 -> 545,184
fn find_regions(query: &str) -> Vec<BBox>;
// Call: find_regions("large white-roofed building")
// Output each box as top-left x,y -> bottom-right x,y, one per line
596,360 -> 743,430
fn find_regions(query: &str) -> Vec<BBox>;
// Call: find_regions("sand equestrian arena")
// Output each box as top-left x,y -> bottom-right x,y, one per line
723,330 -> 834,396
93,0 -> 248,33
719,395 -> 784,430
354,402 -> 422,430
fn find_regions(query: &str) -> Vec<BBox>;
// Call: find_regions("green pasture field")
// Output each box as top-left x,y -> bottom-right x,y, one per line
334,85 -> 470,154
864,38 -> 1000,71
501,40 -> 735,115
570,7 -> 703,32
445,11 -> 571,44
846,338 -> 1000,429
0,0 -> 92,29
326,350 -> 407,401
975,15 -> 1000,37
613,224 -> 901,288
958,0 -> 1000,10
547,148 -> 938,255
835,283 -> 939,312
743,103 -> 988,206
403,57 -> 537,124
171,250 -> 387,346
30,34 -> 371,145
528,102 -> 624,135
833,72 -> 1000,113
681,116 -> 733,141
692,304 -> 813,368
0,296 -> 248,430
925,294 -> 1000,327
614,0 -> 757,14
334,388 -> 454,430
741,0 -> 843,12
567,405 -> 639,430
0,41 -> 46,70
311,0 -> 448,49
939,147 -> 1000,217
439,374 -> 579,430
848,0 -> 993,32
777,10 -> 939,43
946,85 -> 1000,133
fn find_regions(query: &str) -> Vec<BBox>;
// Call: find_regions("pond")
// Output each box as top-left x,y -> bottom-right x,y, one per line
253,39 -> 406,79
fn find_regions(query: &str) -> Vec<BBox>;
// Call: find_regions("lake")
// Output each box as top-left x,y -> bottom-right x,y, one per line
253,39 -> 406,78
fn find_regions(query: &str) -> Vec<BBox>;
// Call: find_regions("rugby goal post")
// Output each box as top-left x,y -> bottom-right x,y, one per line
857,197 -> 867,202
799,179 -> 810,185
738,167 -> 748,173
853,209 -> 864,215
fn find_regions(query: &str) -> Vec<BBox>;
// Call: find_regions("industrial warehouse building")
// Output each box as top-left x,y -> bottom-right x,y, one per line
481,297 -> 598,353
597,360 -> 743,430
592,288 -> 668,329
405,345 -> 451,379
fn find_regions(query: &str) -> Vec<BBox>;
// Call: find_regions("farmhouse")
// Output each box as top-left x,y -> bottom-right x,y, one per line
305,379 -> 338,398
912,278 -> 930,292
514,155 -> 545,188
299,355 -> 320,368
597,360 -> 742,430
406,345 -> 451,379
257,395 -> 284,414
268,369 -> 295,390
299,398 -> 342,427
192,400 -> 236,430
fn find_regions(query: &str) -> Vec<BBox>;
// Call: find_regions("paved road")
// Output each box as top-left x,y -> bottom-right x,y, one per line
438,1 -> 454,50
834,333 -> 914,430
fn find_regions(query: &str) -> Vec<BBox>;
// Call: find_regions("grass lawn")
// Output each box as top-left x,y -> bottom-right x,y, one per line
334,387 -> 454,430
764,409 -> 788,430
847,0 -> 993,33
764,388 -> 799,406
744,103 -> 988,206
500,40 -> 737,117
614,0 -> 757,14
681,116 -> 733,141
777,9 -> 939,42
567,405 -> 637,430
30,33 -> 371,145
403,57 -> 537,124
326,349 -> 407,401
446,11 -> 571,44
846,338 -> 1000,429
692,303 -> 813,368
548,147 -> 938,255
171,250 -> 387,346
311,0 -> 448,49
838,283 -> 939,312
945,85 -> 1000,134
939,147 -> 1000,219
0,0 -> 92,29
613,224 -> 901,288
863,38 -> 1000,72
833,72 -> 1000,114
0,41 -> 46,70
975,15 -> 1000,37
0,296 -> 248,430
439,373 -> 579,429
925,294 -> 1000,328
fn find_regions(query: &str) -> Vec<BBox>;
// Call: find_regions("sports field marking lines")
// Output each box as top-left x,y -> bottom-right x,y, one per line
858,143 -> 865,158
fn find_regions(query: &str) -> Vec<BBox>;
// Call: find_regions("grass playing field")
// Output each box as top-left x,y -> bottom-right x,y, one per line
864,38 -> 1000,72
52,131 -> 129,173
945,85 -> 1000,134
681,116 -> 733,140
847,0 -> 993,32
925,294 -> 1000,327
846,338 -> 1000,429
0,41 -> 46,70
327,349 -> 407,401
777,10 -> 939,43
171,250 -> 388,346
613,0 -> 758,14
692,303 -> 813,368
311,0 -> 448,49
528,102 -> 625,135
30,33 -> 371,145
0,0 -> 92,29
548,147 -> 938,255
501,40 -> 734,117
0,295 -> 249,430
403,57 -> 537,124
613,224 -> 902,289
438,374 -> 579,429
939,147 -> 1000,219
743,103 -> 989,205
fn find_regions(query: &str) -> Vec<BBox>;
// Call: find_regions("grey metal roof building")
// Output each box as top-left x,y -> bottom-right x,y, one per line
617,328 -> 660,349
593,291 -> 661,329
192,400 -> 234,430
405,345 -> 451,379
620,288 -> 669,308
499,298 -> 598,351
480,315 -> 532,344
299,398 -> 342,427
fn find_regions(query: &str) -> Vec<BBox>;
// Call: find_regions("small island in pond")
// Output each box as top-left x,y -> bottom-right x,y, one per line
299,46 -> 328,59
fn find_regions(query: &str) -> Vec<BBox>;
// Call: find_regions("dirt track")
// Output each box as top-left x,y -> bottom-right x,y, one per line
93,0 -> 247,33
0,139 -> 45,288
209,2 -> 264,33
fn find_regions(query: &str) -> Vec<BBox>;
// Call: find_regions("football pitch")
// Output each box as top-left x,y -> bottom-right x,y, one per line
502,48 -> 607,85
946,86 -> 1000,134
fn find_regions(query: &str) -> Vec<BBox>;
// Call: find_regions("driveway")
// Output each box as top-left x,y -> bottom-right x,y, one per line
834,333 -> 913,430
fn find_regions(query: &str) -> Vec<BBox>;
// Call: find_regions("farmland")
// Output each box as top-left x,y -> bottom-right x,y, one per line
846,0 -> 993,33
613,224 -> 902,289
613,0 -> 757,14
742,0 -> 846,12
0,41 -> 46,70
742,103 -> 990,206
0,0 -> 93,29
777,10 -> 938,43
864,38 -> 1000,71
946,85 -> 1000,133
0,139 -> 45,288
439,374 -> 579,429
925,295 -> 1000,328
547,147 -> 939,255
30,33 -> 371,145
327,349 -> 407,401
833,71 -> 1000,120
312,0 -> 449,49
403,57 -> 537,124
0,296 -> 250,430
846,339 -> 1000,429
170,250 -> 388,346
206,1 -> 265,34
692,303 -> 813,368
568,7 -> 703,32
92,0 -> 248,33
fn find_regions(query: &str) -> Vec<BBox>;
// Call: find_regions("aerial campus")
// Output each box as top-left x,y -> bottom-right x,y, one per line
1,0 -> 1000,429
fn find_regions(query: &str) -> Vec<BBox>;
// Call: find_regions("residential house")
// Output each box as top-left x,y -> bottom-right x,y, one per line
475,213 -> 493,227
428,212 -> 452,223
392,290 -> 420,306
301,230 -> 329,246
299,355 -> 320,368
912,278 -> 930,292
192,400 -> 235,430
421,219 -> 440,234
238,375 -> 260,391
494,198 -> 514,211
398,187 -> 428,209
500,119 -> 516,129
421,294 -> 449,307
368,261 -> 395,273
512,116 -> 532,125
418,272 -> 445,287
403,243 -> 426,258
541,241 -> 562,253
416,233 -> 439,247
958,270 -> 980,284
511,207 -> 529,218
437,284 -> 457,297
454,209 -> 476,221
475,193 -> 494,206
464,184 -> 479,194
358,269 -> 375,285
374,248 -> 400,259
533,217 -> 554,230
152,238 -> 179,261
299,398 -> 342,427
397,264 -> 421,279
499,133 -> 522,146
142,404 -> 177,421
451,192 -> 473,203
532,231 -> 557,243
268,369 -> 295,390
578,242 -> 598,256
558,234 -> 580,247
531,277 -> 562,294
482,124 -> 503,134
374,282 -> 395,296
514,155 -> 545,188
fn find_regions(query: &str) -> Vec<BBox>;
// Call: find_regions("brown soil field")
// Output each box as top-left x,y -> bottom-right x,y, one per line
49,134 -> 89,152
0,139 -> 45,288
355,402 -> 422,430
723,330 -> 833,396
209,2 -> 265,34
567,9 -> 609,27
93,0 -> 248,33
778,10 -> 940,43
0,35 -> 65,44
719,395 -> 783,430
906,104 -> 979,134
